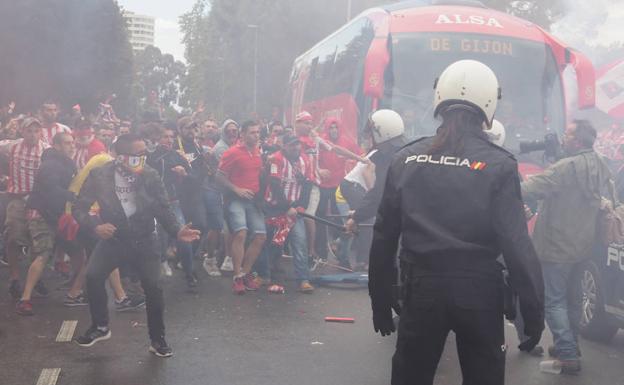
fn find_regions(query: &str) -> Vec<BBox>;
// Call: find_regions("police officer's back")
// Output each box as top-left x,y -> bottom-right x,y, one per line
369,60 -> 545,385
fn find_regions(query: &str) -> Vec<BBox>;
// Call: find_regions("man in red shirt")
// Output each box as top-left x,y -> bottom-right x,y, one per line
317,117 -> 362,260
217,120 -> 266,294
294,111 -> 366,260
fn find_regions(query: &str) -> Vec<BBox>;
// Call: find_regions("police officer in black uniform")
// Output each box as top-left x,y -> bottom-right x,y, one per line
369,60 -> 545,385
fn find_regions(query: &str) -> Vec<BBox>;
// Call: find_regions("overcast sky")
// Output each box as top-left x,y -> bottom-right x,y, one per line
117,0 -> 197,62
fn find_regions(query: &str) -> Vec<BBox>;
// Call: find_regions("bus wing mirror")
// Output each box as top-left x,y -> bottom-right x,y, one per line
363,37 -> 390,99
567,49 -> 596,110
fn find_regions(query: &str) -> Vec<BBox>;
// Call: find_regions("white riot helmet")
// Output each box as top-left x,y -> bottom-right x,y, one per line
368,109 -> 404,144
484,119 -> 506,147
433,60 -> 501,128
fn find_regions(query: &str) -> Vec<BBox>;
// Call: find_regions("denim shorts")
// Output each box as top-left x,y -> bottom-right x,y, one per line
226,199 -> 266,235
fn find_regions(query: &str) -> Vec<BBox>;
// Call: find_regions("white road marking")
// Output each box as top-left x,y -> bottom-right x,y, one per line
56,320 -> 78,342
36,368 -> 61,385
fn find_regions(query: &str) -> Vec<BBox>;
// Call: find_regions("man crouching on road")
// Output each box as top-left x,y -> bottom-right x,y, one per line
73,133 -> 200,357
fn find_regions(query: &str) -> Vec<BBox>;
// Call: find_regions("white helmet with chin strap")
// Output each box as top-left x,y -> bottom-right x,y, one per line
368,109 -> 404,144
484,119 -> 506,147
433,60 -> 501,128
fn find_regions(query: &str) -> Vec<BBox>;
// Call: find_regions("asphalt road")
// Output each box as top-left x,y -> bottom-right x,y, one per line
2,260 -> 624,385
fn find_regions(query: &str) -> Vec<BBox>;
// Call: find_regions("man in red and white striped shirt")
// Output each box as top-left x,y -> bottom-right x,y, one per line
39,102 -> 71,145
2,117 -> 49,299
261,134 -> 315,292
73,117 -> 107,170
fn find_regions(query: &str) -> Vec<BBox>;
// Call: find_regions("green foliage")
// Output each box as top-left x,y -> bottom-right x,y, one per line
0,0 -> 134,116
134,45 -> 187,110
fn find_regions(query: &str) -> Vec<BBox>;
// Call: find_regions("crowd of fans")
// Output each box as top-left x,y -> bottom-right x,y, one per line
0,100 -> 375,316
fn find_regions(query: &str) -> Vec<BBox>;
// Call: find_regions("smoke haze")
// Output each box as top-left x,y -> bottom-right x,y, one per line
551,0 -> 624,63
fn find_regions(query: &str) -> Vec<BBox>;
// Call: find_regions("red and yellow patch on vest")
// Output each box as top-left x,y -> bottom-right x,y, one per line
405,154 -> 488,171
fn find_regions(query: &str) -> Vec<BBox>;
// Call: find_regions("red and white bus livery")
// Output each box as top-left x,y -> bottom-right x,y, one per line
287,0 -> 595,156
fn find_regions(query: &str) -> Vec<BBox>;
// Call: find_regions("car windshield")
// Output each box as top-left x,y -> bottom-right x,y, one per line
384,32 -> 565,153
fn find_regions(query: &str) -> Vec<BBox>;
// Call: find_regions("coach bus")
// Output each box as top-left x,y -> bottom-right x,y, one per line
286,0 -> 595,155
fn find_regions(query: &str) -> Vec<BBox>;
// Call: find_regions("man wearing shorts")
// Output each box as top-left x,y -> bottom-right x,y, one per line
16,132 -> 78,315
2,118 -> 49,300
217,120 -> 266,294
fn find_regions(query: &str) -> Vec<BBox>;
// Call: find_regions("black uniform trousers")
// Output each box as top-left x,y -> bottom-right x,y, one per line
392,272 -> 506,385
86,234 -> 165,342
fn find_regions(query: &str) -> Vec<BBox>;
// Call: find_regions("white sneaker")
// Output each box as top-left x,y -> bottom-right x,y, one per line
161,261 -> 173,277
220,256 -> 234,272
203,257 -> 222,277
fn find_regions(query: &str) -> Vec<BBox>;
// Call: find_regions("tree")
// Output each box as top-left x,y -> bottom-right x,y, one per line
134,45 -> 187,110
0,0 -> 133,116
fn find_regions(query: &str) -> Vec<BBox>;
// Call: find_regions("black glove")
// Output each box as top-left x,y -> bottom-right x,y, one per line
372,304 -> 396,336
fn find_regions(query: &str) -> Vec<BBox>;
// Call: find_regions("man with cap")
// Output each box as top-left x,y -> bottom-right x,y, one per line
0,117 -> 49,300
259,133 -> 315,292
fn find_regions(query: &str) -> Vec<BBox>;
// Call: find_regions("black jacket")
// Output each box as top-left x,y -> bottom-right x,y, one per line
73,162 -> 181,242
147,146 -> 190,201
27,148 -> 77,225
369,132 -> 544,332
352,136 -> 407,223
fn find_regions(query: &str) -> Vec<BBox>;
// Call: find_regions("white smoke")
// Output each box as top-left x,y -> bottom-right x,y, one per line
551,0 -> 624,63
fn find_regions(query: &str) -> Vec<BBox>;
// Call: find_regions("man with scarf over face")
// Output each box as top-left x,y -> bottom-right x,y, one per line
73,117 -> 107,170
73,134 -> 200,357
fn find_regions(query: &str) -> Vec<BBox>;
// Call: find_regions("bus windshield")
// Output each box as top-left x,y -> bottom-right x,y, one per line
385,32 -> 565,152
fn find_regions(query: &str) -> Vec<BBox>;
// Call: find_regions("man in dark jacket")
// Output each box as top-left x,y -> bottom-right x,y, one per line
345,110 -> 407,266
73,134 -> 199,357
145,123 -> 198,287
16,133 -> 77,315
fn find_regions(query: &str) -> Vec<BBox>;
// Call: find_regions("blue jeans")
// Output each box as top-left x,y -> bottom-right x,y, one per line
542,262 -> 582,360
256,217 -> 309,282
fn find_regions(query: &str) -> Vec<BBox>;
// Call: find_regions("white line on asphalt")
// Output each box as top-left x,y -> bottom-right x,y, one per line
36,368 -> 61,385
56,320 -> 78,342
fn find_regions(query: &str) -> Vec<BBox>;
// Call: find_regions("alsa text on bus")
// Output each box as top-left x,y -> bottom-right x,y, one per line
435,14 -> 504,29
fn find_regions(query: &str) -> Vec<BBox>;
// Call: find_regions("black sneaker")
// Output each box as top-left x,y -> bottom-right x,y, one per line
149,339 -> 173,358
63,293 -> 89,307
33,280 -> 49,297
74,326 -> 111,347
9,280 -> 21,300
115,295 -> 146,312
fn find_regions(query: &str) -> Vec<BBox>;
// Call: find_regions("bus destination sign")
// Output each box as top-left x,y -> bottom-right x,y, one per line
430,37 -> 513,56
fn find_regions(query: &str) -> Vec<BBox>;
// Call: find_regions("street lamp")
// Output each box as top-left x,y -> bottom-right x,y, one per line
347,0 -> 352,22
247,24 -> 259,114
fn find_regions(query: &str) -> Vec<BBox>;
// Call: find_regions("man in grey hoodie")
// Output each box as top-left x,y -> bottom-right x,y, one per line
213,119 -> 240,162
208,119 -> 240,273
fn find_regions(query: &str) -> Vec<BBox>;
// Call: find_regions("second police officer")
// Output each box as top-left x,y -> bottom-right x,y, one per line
368,60 -> 545,385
